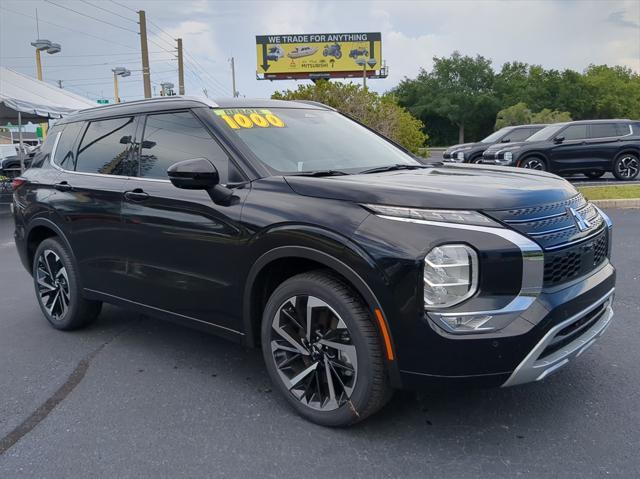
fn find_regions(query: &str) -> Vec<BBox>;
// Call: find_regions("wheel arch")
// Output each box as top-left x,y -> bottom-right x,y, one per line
242,245 -> 397,369
517,152 -> 548,169
25,217 -> 74,272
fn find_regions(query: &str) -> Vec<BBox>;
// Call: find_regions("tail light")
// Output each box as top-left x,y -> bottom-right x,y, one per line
11,177 -> 28,190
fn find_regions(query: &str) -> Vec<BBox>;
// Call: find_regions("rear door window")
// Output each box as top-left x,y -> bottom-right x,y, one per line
589,123 -> 618,139
559,125 -> 588,141
76,116 -> 137,176
616,123 -> 632,136
53,121 -> 84,170
138,111 -> 234,182
503,128 -> 533,142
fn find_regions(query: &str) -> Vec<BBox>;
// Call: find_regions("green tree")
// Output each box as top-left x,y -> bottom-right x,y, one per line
271,80 -> 428,153
530,108 -> 572,124
395,52 -> 497,143
495,102 -> 532,129
582,65 -> 640,119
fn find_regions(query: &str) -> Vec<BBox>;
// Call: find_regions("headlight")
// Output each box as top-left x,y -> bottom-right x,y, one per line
424,244 -> 478,308
456,151 -> 465,161
504,151 -> 513,161
362,204 -> 500,227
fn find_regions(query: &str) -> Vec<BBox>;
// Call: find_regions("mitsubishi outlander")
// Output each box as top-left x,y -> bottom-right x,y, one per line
12,97 -> 615,426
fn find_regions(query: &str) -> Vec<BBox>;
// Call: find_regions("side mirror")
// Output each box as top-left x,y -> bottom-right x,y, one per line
167,158 -> 220,190
554,136 -> 565,143
500,138 -> 511,143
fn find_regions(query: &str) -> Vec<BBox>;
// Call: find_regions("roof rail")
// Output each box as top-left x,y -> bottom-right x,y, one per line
85,95 -> 218,112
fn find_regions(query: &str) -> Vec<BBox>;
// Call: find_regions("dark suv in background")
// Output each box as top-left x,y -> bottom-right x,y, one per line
12,97 -> 616,426
481,119 -> 640,180
443,124 -> 546,163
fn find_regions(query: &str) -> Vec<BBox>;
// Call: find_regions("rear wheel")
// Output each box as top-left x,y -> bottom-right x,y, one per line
520,157 -> 546,171
612,154 -> 639,180
33,237 -> 102,330
584,171 -> 605,179
261,271 -> 392,426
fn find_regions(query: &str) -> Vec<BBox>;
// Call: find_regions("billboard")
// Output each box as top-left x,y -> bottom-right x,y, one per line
256,32 -> 385,80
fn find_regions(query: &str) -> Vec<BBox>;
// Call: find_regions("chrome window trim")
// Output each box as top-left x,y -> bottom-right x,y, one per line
377,215 -> 544,318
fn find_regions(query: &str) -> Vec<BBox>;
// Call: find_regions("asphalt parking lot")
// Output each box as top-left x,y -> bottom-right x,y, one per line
0,205 -> 638,478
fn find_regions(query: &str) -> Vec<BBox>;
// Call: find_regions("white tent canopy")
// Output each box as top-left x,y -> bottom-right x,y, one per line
0,67 -> 96,124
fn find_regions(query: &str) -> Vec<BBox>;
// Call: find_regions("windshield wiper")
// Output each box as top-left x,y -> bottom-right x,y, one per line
294,170 -> 351,177
359,164 -> 430,174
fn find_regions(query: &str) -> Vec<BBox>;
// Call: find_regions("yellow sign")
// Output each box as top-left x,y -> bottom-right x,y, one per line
256,32 -> 382,79
214,109 -> 285,129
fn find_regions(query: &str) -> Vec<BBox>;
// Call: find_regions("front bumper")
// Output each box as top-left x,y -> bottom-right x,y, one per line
397,261 -> 616,389
502,287 -> 614,386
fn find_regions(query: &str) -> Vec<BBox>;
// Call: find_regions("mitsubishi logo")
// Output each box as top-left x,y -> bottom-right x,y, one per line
568,207 -> 591,232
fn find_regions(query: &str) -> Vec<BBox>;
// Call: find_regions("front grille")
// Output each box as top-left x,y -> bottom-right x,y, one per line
543,230 -> 608,286
485,194 -> 610,287
485,194 -> 604,250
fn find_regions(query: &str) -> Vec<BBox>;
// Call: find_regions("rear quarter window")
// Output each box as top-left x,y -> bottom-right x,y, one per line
53,121 -> 85,170
29,125 -> 62,168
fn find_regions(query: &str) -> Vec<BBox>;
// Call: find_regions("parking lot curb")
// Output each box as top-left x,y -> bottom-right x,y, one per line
591,198 -> 640,209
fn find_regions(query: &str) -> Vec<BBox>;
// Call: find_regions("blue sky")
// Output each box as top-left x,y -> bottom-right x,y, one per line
1,0 -> 638,104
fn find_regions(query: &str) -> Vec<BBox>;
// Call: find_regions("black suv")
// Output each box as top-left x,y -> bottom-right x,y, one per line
481,119 -> 640,180
12,97 -> 616,426
442,124 -> 547,163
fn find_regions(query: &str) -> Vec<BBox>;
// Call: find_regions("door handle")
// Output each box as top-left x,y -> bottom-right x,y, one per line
54,181 -> 72,192
124,188 -> 150,202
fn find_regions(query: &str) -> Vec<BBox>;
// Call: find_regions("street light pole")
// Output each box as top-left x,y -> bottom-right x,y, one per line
113,71 -> 120,103
112,67 -> 131,103
35,49 -> 43,80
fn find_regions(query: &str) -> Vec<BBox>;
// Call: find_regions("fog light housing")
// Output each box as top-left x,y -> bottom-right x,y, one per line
504,151 -> 513,162
424,244 -> 478,308
456,152 -> 465,161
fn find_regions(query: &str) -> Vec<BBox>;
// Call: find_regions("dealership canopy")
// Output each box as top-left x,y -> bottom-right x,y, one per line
0,67 -> 95,124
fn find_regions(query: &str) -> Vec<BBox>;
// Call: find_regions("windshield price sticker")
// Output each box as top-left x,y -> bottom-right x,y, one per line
214,109 -> 285,129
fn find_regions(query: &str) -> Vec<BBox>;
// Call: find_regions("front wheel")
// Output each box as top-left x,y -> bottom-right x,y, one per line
520,157 -> 547,171
33,237 -> 102,330
612,154 -> 639,180
584,171 -> 605,179
261,271 -> 392,426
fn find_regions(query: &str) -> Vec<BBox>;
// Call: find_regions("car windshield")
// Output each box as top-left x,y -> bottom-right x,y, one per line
526,123 -> 565,142
480,128 -> 510,143
211,107 -> 419,174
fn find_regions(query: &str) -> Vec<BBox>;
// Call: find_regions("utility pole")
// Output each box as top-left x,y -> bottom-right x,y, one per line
138,10 -> 152,98
230,57 -> 238,97
57,79 -> 63,89
113,71 -> 120,103
177,38 -> 185,95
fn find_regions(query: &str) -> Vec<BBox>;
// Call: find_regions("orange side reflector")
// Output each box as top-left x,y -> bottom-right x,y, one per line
374,308 -> 395,361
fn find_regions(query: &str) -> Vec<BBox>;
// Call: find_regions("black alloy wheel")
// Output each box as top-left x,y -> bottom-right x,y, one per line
261,271 -> 392,426
33,237 -> 102,330
520,157 -> 546,171
613,154 -> 639,180
584,171 -> 605,179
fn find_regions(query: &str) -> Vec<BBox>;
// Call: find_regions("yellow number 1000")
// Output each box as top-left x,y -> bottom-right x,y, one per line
220,113 -> 285,129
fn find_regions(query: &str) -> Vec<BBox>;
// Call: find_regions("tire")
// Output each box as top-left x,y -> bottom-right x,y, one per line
612,154 -> 639,180
32,237 -> 102,331
584,171 -> 605,179
261,270 -> 392,426
519,157 -> 547,171
468,156 -> 483,164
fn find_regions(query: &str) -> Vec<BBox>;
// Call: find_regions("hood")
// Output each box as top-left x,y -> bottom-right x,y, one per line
445,142 -> 481,152
284,164 -> 578,210
484,140 -> 529,152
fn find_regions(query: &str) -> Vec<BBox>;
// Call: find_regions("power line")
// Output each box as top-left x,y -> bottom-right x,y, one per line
0,5 -> 138,50
1,52 -> 169,59
44,0 -> 139,34
78,0 -> 138,24
108,0 -> 137,14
